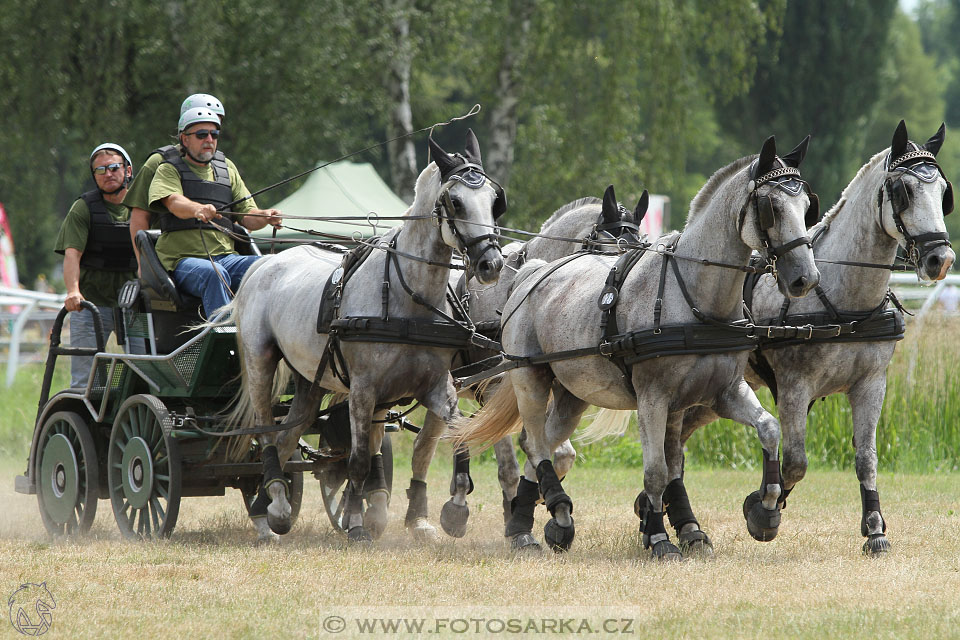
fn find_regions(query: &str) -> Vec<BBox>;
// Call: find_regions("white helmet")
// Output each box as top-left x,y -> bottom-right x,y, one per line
178,107 -> 220,133
180,93 -> 225,117
89,142 -> 132,168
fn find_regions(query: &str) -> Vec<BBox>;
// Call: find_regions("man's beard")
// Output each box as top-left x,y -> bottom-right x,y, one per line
194,148 -> 215,162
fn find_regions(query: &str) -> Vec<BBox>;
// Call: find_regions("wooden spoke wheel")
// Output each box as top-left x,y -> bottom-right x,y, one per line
319,433 -> 393,531
107,395 -> 181,540
36,411 -> 99,536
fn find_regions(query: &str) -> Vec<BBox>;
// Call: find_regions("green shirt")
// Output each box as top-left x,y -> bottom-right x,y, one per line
122,150 -> 167,218
148,154 -> 256,271
54,197 -> 136,307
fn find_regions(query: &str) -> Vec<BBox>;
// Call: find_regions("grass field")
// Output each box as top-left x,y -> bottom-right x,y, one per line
2,455 -> 959,639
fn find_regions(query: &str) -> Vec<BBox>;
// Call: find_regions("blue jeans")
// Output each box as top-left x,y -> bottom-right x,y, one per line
172,254 -> 261,318
69,305 -> 146,388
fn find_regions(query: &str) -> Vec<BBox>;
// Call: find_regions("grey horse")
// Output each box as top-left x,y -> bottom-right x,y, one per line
427,186 -> 647,541
455,136 -> 821,559
222,130 -> 505,542
680,121 -> 956,555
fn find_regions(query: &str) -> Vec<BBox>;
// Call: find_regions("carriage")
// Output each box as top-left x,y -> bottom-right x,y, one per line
13,228 -> 400,539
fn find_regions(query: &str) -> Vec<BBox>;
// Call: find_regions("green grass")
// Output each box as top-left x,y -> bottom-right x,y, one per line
0,359 -> 69,459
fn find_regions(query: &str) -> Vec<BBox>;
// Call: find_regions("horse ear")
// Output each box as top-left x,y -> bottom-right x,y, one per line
464,128 -> 482,166
781,135 -> 811,168
756,136 -> 777,176
924,123 -> 946,157
634,189 -> 649,222
891,120 -> 909,159
601,185 -> 618,223
428,135 -> 460,178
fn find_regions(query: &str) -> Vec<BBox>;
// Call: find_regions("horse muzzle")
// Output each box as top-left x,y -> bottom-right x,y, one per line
776,253 -> 821,299
472,247 -> 504,285
920,245 -> 955,281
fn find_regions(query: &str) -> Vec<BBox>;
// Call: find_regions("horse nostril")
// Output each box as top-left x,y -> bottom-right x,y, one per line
926,253 -> 943,272
791,275 -> 808,292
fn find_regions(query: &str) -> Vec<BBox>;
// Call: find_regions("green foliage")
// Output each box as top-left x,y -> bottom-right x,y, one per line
0,363 -> 69,459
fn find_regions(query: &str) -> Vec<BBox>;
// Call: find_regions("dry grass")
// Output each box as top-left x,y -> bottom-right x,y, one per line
2,455 -> 959,639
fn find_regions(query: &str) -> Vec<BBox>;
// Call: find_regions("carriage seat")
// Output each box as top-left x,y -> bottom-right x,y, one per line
135,227 -> 261,313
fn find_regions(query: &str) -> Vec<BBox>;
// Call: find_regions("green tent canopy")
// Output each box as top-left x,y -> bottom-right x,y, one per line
253,161 -> 408,248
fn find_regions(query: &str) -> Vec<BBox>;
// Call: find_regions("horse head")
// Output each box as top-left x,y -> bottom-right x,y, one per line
428,129 -> 505,284
880,120 -> 955,281
596,184 -> 645,246
738,135 -> 821,298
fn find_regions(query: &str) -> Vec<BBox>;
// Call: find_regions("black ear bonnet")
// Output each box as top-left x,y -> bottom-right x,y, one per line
744,157 -> 819,231
428,130 -> 507,219
884,140 -> 953,217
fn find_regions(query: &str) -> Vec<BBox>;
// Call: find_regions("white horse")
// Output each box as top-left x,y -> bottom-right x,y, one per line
423,186 -> 647,540
455,136 -> 821,559
223,130 -> 505,542
681,120 -> 955,555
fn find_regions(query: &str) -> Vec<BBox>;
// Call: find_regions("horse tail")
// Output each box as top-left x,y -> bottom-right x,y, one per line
576,408 -> 633,444
223,356 -> 293,461
450,378 -> 521,453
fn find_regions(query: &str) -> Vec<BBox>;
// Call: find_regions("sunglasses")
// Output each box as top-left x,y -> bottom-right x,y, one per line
92,163 -> 124,175
184,129 -> 220,140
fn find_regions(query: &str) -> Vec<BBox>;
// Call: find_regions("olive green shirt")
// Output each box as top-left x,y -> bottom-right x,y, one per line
54,197 -> 136,307
148,155 -> 256,271
122,150 -> 167,218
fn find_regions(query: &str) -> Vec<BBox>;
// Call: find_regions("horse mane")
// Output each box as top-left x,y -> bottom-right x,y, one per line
539,196 -> 602,231
404,162 -> 442,217
687,155 -> 755,224
817,150 -> 887,228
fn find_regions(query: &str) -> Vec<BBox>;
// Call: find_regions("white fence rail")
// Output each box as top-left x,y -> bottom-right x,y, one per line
888,273 -> 960,319
0,285 -> 66,388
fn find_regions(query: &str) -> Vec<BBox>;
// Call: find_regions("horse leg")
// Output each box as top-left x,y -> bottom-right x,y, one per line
493,435 -> 521,531
849,376 -> 891,555
405,410 -> 445,541
505,366 -> 554,552
715,379 -> 783,541
360,410 -> 389,540
261,374 -> 323,537
415,377 -> 468,539
535,386 -> 588,552
343,385 -> 377,543
657,409 -> 713,555
442,445 -> 474,538
773,382 -> 813,519
633,388 -> 682,561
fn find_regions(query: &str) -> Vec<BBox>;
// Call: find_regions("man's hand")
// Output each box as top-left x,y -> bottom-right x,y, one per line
65,292 -> 85,312
262,208 -> 282,227
194,203 -> 219,223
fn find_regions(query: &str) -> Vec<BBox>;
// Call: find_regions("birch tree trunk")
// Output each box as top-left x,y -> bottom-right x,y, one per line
385,0 -> 417,203
485,0 -> 536,187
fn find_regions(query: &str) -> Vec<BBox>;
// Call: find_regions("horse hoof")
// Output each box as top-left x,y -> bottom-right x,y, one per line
363,503 -> 389,541
677,529 -> 713,556
440,499 -> 469,538
862,534 -> 891,556
266,500 -> 293,535
347,526 -> 373,544
743,490 -> 780,542
650,539 -> 683,561
407,518 -> 440,542
255,532 -> 280,547
510,533 -> 542,553
544,517 -> 575,553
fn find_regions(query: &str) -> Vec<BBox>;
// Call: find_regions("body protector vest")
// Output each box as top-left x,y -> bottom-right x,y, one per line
158,148 -> 243,234
77,190 -> 137,272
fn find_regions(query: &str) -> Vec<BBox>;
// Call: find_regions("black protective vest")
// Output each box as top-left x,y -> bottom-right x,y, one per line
158,148 -> 237,233
76,190 -> 137,272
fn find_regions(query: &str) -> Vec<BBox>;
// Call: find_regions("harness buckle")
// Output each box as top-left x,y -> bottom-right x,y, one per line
801,324 -> 814,340
834,325 -> 842,337
599,340 -> 614,356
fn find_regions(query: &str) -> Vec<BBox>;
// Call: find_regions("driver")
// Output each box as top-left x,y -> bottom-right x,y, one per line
147,107 -> 282,318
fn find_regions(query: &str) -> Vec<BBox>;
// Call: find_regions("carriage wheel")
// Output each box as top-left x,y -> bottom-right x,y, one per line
241,470 -> 304,526
107,395 -> 182,540
318,434 -> 394,531
35,411 -> 99,536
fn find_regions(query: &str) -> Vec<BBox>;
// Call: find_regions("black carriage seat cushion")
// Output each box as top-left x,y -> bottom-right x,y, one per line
136,229 -> 198,310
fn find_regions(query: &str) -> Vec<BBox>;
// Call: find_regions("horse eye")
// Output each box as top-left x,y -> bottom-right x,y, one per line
449,195 -> 464,211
